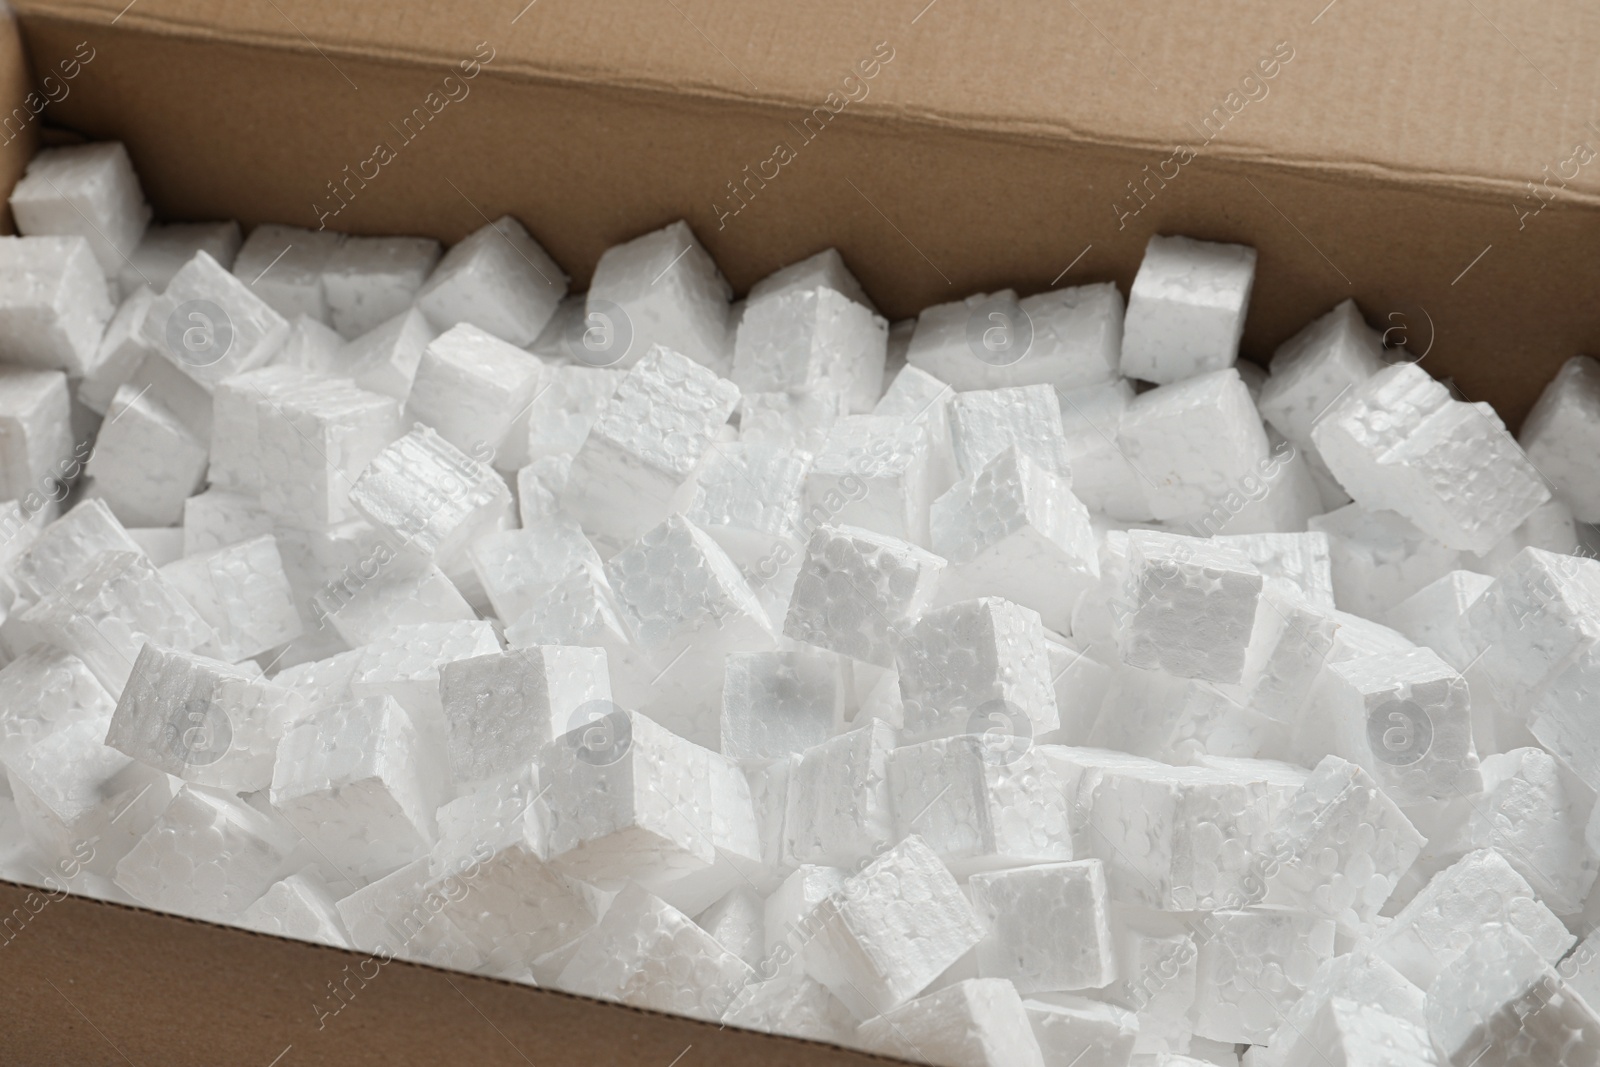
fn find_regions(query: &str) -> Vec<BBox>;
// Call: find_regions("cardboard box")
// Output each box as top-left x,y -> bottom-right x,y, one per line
0,0 -> 1596,1062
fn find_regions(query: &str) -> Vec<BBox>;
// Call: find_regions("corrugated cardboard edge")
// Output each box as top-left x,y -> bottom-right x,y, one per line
0,878 -> 916,1066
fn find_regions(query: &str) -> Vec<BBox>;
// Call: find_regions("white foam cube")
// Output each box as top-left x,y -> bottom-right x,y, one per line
889,739 -> 1073,876
1119,531 -> 1263,685
502,566 -> 631,654
1259,299 -> 1386,448
311,558 -> 475,650
950,384 -> 1074,482
857,978 -> 1047,1067
557,883 -> 752,1021
79,284 -> 157,414
114,784 -> 297,922
585,220 -> 731,372
1249,951 -> 1425,1067
269,695 -> 440,881
333,856 -> 484,969
205,364 -> 309,494
322,234 -> 440,339
784,524 -> 945,667
24,549 -> 213,692
266,314 -> 347,376
803,835 -> 985,1019
0,366 -> 71,504
348,425 -> 513,561
349,620 -> 500,747
261,378 -> 404,529
0,235 -> 112,375
231,224 -> 344,323
1308,504 -> 1461,618
1088,663 -> 1278,763
895,596 -> 1059,744
1371,848 -> 1573,990
417,215 -> 567,345
515,363 -> 620,465
1055,379 -> 1152,521
0,647 -> 114,765
1311,362 -> 1549,553
720,649 -> 840,760
1120,235 -> 1256,384
440,644 -> 611,784
1467,496 -> 1580,577
119,220 -> 241,298
683,440 -> 810,570
107,643 -> 303,790
469,519 -> 604,624
874,363 -> 959,496
1520,355 -> 1600,521
1191,908 -> 1335,1044
9,142 -> 150,275
803,414 -> 934,545
723,971 -> 856,1045
1283,998 -> 1440,1067
180,489 -> 273,556
143,251 -> 290,390
11,498 -> 141,600
733,285 -> 887,412
1117,368 -> 1271,523
738,390 -> 840,455
344,306 -> 438,401
4,716 -> 170,876
404,323 -> 546,458
783,720 -> 896,868
160,534 -> 302,662
747,247 -> 873,311
1261,755 -> 1424,930
560,345 -> 739,545
930,447 -> 1099,633
237,868 -> 351,947
968,860 -> 1114,993
1023,996 -> 1139,1067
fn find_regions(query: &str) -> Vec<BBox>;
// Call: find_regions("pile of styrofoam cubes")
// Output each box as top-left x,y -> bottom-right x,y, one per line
5,140 -> 1600,1067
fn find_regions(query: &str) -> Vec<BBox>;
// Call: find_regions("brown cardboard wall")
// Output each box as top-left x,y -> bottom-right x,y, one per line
0,881 -> 889,1066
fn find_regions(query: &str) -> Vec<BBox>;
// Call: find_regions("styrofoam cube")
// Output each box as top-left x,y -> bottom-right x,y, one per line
237,868 -> 351,947
930,447 -> 1098,633
889,739 -> 1073,876
107,643 -> 303,790
584,220 -> 730,372
348,620 -> 501,748
1309,503 -> 1461,618
873,364 -> 959,495
206,364 -> 311,494
9,142 -> 150,275
1088,662 -> 1280,763
1086,922 -> 1197,1056
181,489 -> 273,556
1191,908 -> 1335,1044
0,647 -> 114,765
747,248 -> 873,311
404,322 -> 546,459
1259,299 -> 1386,451
428,784 -> 598,975
119,220 -> 241,298
1249,951 -> 1425,1067
266,314 -> 347,376
950,384 -> 1073,485
722,970 -> 856,1045
1117,368 -> 1271,523
502,566 -> 632,654
230,224 -> 344,323
733,285 -> 887,412
969,861 -> 1115,992
310,558 -> 475,649
1120,235 -> 1256,384
1282,997 -> 1440,1067
257,379 -> 404,530
1312,363 -> 1549,553
1119,531 -> 1262,685
0,235 -> 113,375
113,784 -> 298,922
416,215 -> 566,345
693,885 -> 765,969
322,234 -> 440,339
142,251 -> 290,390
684,440 -> 811,566
24,549 -> 214,692
1210,531 -> 1335,610
513,363 -> 620,467
160,534 -> 302,661
1425,922 -> 1600,1067
344,306 -> 438,401
720,649 -> 840,760
560,345 -> 739,544
11,498 -> 141,600
348,425 -> 513,561
1520,355 -> 1600,521
557,883 -> 752,1021
803,414 -> 934,545
469,519 -> 604,624
895,596 -> 1058,744
736,389 -> 839,455
784,524 -> 944,668
269,695 -> 440,881
0,366 -> 71,507
79,284 -> 157,414
1023,996 -> 1139,1067
783,720 -> 896,868
803,835 -> 984,1018
3,716 -> 170,876
440,644 -> 611,784
1467,496 -> 1580,577
1371,848 -> 1573,991
334,856 -> 485,969
1050,381 -> 1146,523
857,978 -> 1047,1067
1260,755 -> 1423,930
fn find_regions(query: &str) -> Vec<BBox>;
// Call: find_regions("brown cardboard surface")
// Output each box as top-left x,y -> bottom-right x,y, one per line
0,879 -> 893,1066
9,1 -> 1600,424
1,1 -> 1599,1061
